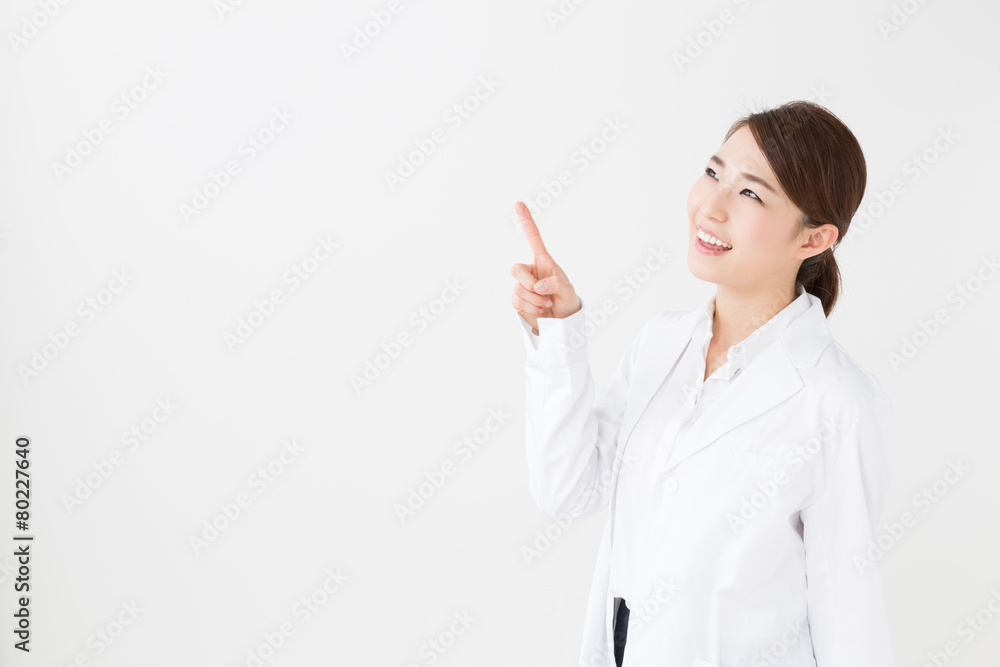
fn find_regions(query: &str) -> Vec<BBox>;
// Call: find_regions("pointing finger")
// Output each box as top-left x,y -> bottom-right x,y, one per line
515,201 -> 548,258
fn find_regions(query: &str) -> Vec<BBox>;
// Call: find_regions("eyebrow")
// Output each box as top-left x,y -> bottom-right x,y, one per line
709,155 -> 778,195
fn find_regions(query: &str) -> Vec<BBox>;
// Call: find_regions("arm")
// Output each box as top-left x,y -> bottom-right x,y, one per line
517,297 -> 651,521
800,392 -> 896,666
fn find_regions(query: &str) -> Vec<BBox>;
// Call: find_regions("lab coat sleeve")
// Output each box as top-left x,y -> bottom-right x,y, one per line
516,297 -> 650,521
800,392 -> 896,667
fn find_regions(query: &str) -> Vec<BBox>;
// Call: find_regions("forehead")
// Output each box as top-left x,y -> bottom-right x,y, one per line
718,125 -> 773,178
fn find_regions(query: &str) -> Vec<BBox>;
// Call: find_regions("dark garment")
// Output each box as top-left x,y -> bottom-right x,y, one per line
613,598 -> 630,667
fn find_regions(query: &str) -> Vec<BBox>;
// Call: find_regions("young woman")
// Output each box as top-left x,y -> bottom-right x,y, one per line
510,101 -> 895,667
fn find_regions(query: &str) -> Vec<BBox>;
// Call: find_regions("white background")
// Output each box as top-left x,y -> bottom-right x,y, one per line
1,0 -> 998,665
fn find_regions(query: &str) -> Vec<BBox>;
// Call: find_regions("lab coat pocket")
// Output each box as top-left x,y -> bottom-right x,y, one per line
718,436 -> 790,472
723,449 -> 783,471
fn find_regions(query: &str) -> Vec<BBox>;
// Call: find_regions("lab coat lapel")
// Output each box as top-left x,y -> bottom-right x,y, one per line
663,294 -> 833,472
604,310 -> 702,662
659,340 -> 802,472
615,310 -> 702,463
616,294 -> 833,474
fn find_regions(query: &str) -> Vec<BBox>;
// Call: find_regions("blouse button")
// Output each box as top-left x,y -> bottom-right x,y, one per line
663,476 -> 679,494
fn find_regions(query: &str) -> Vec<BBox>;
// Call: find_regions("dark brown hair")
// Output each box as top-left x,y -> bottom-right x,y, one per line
724,100 -> 867,317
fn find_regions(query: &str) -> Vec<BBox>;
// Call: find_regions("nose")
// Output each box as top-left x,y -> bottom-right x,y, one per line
700,187 -> 728,224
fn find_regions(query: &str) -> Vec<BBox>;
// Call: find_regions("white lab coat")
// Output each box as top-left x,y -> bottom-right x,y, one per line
518,292 -> 896,667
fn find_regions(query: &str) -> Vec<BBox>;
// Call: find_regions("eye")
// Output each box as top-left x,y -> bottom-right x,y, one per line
704,166 -> 764,204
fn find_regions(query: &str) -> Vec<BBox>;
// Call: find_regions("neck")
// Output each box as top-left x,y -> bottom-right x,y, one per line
712,283 -> 798,346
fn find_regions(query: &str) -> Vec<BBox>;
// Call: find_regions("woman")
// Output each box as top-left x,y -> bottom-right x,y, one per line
510,101 -> 895,667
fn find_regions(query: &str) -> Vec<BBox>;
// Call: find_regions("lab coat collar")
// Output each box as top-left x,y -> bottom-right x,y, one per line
696,282 -> 811,380
612,288 -> 833,477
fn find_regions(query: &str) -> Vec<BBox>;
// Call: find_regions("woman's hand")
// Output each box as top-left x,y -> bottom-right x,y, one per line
510,201 -> 582,334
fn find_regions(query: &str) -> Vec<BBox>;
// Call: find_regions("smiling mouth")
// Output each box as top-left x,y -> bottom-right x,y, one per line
696,237 -> 732,254
696,227 -> 733,249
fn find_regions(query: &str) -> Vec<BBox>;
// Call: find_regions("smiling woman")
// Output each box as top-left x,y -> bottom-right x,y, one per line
687,101 -> 868,318
512,100 -> 895,667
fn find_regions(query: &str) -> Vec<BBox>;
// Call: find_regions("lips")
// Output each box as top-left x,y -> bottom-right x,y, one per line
696,237 -> 732,253
696,225 -> 732,248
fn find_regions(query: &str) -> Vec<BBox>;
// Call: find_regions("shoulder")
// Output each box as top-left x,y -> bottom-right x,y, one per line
810,338 -> 892,418
651,307 -> 699,331
617,308 -> 701,367
778,298 -> 890,411
632,308 -> 699,344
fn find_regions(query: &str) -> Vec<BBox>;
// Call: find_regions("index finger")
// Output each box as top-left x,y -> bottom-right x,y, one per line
515,201 -> 548,258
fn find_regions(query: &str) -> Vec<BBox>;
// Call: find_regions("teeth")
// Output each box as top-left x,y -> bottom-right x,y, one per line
698,229 -> 732,249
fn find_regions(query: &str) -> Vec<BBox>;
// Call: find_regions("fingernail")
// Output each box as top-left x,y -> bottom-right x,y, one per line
535,280 -> 548,292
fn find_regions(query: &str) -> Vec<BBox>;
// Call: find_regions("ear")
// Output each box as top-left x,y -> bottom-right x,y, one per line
797,223 -> 838,260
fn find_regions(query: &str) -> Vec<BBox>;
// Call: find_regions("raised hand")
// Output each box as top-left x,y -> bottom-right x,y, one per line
510,201 -> 581,334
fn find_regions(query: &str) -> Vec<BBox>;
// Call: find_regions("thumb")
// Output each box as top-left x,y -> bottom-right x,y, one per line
534,277 -> 558,294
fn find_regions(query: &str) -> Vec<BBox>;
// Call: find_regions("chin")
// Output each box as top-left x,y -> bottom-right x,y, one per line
686,244 -> 710,280
687,241 -> 726,282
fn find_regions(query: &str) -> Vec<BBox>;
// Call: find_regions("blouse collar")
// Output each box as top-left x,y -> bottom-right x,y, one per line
696,283 -> 811,380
